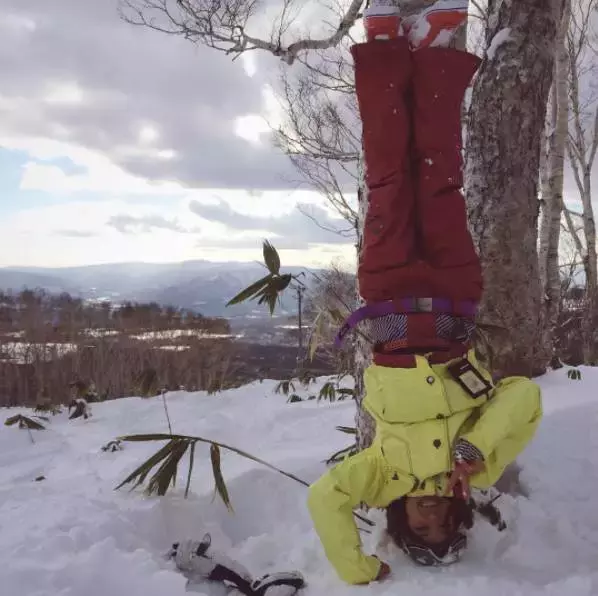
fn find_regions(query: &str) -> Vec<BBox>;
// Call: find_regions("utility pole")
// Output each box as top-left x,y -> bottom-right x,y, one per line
297,283 -> 305,355
292,274 -> 307,373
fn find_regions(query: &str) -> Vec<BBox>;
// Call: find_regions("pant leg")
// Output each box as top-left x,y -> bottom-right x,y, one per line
353,38 -> 429,302
411,48 -> 483,303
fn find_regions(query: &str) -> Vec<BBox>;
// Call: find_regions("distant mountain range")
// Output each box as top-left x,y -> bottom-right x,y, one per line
0,261 -> 320,319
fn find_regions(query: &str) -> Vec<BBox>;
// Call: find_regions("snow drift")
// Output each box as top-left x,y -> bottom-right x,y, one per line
1,368 -> 598,596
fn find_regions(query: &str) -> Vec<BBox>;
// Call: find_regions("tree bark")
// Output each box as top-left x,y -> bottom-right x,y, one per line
567,5 -> 598,363
539,0 -> 570,368
354,167 -> 375,449
465,0 -> 564,378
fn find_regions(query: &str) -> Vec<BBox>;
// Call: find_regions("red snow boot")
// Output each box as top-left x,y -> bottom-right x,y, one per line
363,2 -> 402,42
406,0 -> 469,50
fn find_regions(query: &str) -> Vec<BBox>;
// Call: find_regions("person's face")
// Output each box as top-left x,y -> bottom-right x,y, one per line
404,496 -> 456,544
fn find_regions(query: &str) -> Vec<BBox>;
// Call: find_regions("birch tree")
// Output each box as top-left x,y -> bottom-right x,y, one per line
566,0 -> 598,363
466,0 -> 566,378
538,0 -> 571,368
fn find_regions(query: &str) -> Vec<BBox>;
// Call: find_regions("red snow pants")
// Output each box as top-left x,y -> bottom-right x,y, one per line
352,38 -> 483,305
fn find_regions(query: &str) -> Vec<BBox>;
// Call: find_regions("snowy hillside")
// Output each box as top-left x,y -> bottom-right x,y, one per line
1,369 -> 598,596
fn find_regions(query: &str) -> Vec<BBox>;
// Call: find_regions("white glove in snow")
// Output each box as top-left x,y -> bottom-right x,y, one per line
173,537 -> 252,584
174,539 -> 218,577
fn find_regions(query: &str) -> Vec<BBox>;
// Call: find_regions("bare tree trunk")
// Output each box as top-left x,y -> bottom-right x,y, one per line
354,167 -> 375,449
466,0 -> 563,378
568,53 -> 598,365
576,159 -> 598,363
567,0 -> 598,363
539,0 -> 570,368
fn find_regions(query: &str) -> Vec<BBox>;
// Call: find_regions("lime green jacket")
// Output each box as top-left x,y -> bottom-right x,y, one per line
307,351 -> 542,585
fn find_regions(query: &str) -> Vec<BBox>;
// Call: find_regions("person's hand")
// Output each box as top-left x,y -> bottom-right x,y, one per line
375,559 -> 391,581
446,459 -> 486,500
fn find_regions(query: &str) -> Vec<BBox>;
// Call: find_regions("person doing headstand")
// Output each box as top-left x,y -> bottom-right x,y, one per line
308,0 -> 543,585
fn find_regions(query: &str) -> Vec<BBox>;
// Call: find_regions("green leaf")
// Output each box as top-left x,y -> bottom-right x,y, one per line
114,439 -> 176,490
115,432 -> 374,527
262,240 -> 281,275
336,425 -> 357,435
287,394 -> 303,403
226,274 -> 273,307
271,274 -> 292,293
567,369 -> 581,380
184,442 -> 196,498
118,433 -> 176,441
255,284 -> 280,316
326,444 -> 357,465
318,382 -> 336,402
210,444 -> 233,511
5,414 -> 46,430
275,380 -> 295,396
147,439 -> 189,496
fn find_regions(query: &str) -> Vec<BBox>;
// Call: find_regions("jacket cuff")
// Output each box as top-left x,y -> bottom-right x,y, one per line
454,438 -> 484,462
339,553 -> 381,585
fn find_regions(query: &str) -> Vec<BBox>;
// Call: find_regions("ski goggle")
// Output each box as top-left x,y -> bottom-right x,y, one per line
401,532 -> 467,567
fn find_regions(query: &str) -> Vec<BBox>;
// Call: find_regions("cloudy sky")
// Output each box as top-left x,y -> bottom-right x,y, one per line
0,0 -> 357,269
1,1 -> 595,270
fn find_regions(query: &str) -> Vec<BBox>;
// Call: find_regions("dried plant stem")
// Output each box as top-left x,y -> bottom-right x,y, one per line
161,389 -> 173,435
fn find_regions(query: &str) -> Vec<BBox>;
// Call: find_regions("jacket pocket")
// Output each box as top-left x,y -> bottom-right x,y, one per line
380,434 -> 413,476
364,364 -> 450,423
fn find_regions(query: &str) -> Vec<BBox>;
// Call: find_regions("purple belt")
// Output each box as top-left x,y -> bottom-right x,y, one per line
334,298 -> 477,347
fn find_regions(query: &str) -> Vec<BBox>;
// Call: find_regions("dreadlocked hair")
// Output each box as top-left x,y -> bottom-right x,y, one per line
386,498 -> 474,556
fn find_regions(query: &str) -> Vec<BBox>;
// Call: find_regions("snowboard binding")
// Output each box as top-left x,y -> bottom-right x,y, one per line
251,572 -> 306,596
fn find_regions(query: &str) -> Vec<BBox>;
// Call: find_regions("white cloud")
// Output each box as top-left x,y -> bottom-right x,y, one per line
157,149 -> 177,160
241,53 -> 257,78
138,124 -> 159,144
0,200 -> 199,267
0,196 -> 354,268
0,13 -> 36,33
0,0 -> 360,269
9,137 -> 183,195
43,81 -> 84,105
234,114 -> 270,145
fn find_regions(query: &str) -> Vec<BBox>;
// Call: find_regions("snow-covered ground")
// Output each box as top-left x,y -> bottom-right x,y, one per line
1,368 -> 598,596
131,330 -> 242,341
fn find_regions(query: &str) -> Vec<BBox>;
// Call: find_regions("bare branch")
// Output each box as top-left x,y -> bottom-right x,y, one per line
567,139 -> 586,197
119,0 -> 365,64
297,203 -> 355,237
563,201 -> 585,256
272,36 -> 360,229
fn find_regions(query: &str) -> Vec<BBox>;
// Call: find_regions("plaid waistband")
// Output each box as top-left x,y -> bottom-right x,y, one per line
368,312 -> 476,346
335,298 -> 477,348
